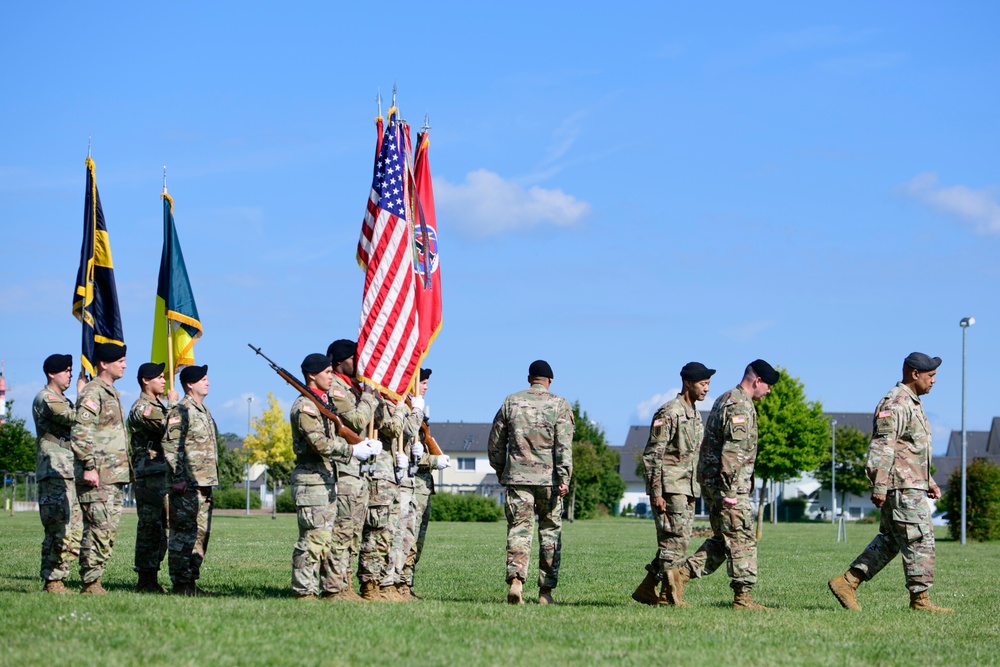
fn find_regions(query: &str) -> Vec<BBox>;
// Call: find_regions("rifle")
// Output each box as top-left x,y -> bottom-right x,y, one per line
247,344 -> 364,446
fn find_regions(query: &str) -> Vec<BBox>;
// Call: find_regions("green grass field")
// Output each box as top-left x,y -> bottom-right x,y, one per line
0,513 -> 997,666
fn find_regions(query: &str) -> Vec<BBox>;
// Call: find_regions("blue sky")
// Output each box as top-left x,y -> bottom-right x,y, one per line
2,3 -> 998,453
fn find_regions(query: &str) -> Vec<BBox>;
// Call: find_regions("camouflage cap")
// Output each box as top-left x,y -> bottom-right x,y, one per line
904,352 -> 942,372
43,353 -> 72,374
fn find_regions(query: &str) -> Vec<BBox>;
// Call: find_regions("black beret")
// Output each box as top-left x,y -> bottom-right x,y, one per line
750,359 -> 780,385
327,339 -> 356,363
419,368 -> 432,382
528,359 -> 553,379
904,352 -> 942,372
43,354 -> 72,375
301,353 -> 332,375
94,343 -> 126,363
137,362 -> 165,380
179,364 -> 208,385
680,362 -> 716,382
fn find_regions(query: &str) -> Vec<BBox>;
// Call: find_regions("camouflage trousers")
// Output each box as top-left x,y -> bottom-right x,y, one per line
683,489 -> 757,592
292,498 -> 337,596
505,485 -> 563,588
79,483 -> 125,584
401,490 -> 432,586
646,493 -> 695,579
850,488 -> 935,593
328,473 -> 369,593
38,477 -> 82,583
383,483 -> 416,586
358,478 -> 399,584
133,473 -> 168,572
168,486 -> 213,584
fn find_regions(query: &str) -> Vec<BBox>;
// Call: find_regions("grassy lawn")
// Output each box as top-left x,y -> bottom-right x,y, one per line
0,512 -> 997,666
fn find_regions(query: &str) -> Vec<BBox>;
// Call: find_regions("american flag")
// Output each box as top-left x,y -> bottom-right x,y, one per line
356,112 -> 422,399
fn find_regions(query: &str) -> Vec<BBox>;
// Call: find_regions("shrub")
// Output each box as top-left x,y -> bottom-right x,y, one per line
214,486 -> 261,510
942,458 -> 1000,541
430,492 -> 503,522
276,488 -> 296,514
780,496 -> 807,522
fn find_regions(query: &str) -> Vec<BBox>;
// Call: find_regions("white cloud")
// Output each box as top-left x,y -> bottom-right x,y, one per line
436,169 -> 591,236
904,172 -> 1000,234
721,320 -> 777,342
635,389 -> 713,422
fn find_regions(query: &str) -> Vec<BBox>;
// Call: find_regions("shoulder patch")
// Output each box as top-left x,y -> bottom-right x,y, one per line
302,403 -> 316,415
878,409 -> 891,418
47,394 -> 57,401
332,390 -> 346,399
732,415 -> 746,425
652,418 -> 664,427
143,405 -> 153,417
168,416 -> 181,425
85,399 -> 99,412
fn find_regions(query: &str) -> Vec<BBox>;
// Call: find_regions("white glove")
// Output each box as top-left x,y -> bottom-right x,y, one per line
409,395 -> 425,412
395,453 -> 408,469
435,455 -> 451,470
351,440 -> 380,460
412,442 -> 425,459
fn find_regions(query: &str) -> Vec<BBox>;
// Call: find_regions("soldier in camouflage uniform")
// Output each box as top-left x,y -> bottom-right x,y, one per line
326,339 -> 382,601
128,362 -> 178,593
33,353 -> 87,593
71,342 -> 131,595
829,352 -> 953,613
632,362 -> 714,607
360,387 -> 423,602
487,360 -> 574,605
665,359 -> 779,611
290,353 -> 381,600
162,364 -> 218,596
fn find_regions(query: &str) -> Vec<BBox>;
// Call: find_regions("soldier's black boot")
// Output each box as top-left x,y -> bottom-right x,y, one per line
136,571 -> 166,594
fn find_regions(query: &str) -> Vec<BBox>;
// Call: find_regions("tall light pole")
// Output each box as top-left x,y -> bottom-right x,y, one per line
959,316 -> 975,545
246,396 -> 253,515
831,419 -> 837,525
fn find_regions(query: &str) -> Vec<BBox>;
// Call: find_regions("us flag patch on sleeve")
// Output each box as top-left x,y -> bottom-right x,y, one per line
143,405 -> 153,417
168,416 -> 181,425
302,404 -> 316,414
732,415 -> 746,424
878,410 -> 891,418
653,419 -> 663,427
85,400 -> 99,412
333,390 -> 346,399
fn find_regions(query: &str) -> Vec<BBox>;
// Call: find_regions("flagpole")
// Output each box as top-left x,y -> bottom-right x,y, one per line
162,166 -> 175,390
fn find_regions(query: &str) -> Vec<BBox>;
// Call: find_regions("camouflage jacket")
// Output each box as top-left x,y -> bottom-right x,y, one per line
32,387 -> 80,480
290,393 -> 352,490
865,383 -> 936,494
698,385 -> 757,498
373,400 -> 424,483
162,395 -> 219,487
328,373 -> 380,478
487,383 -> 575,487
414,424 -> 441,495
128,393 -> 172,478
70,378 -> 130,488
642,394 -> 702,498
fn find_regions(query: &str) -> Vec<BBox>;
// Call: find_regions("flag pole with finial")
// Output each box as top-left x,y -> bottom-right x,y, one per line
162,165 -> 175,388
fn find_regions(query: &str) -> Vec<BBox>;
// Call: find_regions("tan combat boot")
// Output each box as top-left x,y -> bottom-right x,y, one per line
43,579 -> 72,594
294,593 -> 318,601
538,587 -> 556,605
381,584 -> 405,602
321,589 -> 359,602
395,583 -> 415,601
80,579 -> 108,596
360,581 -> 386,602
732,589 -> 774,611
136,571 -> 166,594
341,586 -> 363,602
828,568 -> 864,611
507,578 -> 524,605
909,591 -> 954,613
631,571 -> 659,605
663,566 -> 692,607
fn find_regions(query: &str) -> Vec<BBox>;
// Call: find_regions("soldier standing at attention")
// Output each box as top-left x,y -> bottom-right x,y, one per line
128,362 -> 178,593
290,353 -> 380,600
33,353 -> 87,593
71,342 -> 130,595
162,364 -> 218,596
326,339 -> 382,601
829,352 -> 953,613
487,360 -> 574,606
633,362 -> 714,606
664,359 -> 779,611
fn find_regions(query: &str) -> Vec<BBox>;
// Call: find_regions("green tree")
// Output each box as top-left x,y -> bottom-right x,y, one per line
756,368 -> 829,522
570,402 -> 625,519
941,458 -> 1000,541
243,392 -> 293,485
216,432 -> 247,489
0,401 -> 35,473
815,424 -> 871,511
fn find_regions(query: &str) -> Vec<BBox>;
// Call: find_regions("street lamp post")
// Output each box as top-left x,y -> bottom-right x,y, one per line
959,316 -> 975,545
831,419 -> 837,525
246,396 -> 253,516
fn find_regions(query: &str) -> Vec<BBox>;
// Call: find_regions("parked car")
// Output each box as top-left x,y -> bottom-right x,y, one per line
931,510 -> 949,526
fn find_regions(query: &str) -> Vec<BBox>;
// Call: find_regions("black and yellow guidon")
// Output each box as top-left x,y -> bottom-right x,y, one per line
72,156 -> 125,377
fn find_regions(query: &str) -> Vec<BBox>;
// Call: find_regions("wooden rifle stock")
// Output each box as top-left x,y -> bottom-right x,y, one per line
248,344 -> 364,446
405,396 -> 444,456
